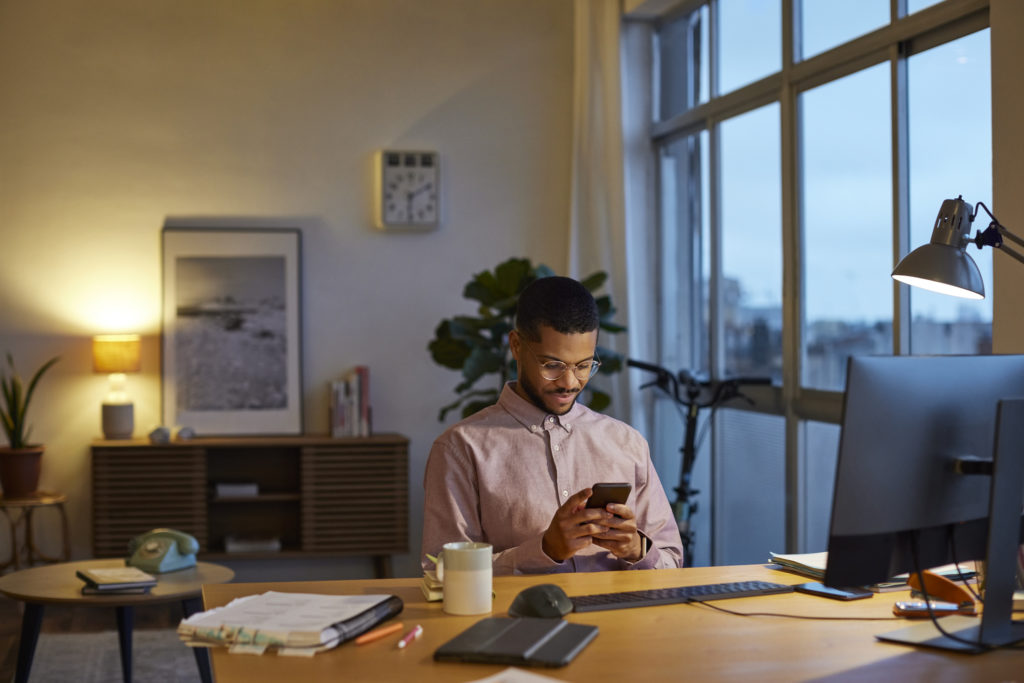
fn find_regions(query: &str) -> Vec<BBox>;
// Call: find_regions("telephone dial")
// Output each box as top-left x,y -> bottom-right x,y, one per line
127,528 -> 199,573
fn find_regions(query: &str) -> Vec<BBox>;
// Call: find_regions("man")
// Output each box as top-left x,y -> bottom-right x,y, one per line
422,276 -> 683,575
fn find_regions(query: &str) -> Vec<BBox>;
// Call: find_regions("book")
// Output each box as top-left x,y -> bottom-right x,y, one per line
81,584 -> 152,595
178,591 -> 403,654
421,569 -> 443,602
328,366 -> 372,438
77,566 -> 158,591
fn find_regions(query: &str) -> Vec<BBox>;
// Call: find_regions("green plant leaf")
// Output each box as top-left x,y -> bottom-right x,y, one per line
494,257 -> 534,295
579,271 -> 608,292
586,389 -> 611,413
428,336 -> 471,369
461,346 -> 505,384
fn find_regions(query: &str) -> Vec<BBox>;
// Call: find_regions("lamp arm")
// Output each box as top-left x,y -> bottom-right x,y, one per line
971,201 -> 1024,266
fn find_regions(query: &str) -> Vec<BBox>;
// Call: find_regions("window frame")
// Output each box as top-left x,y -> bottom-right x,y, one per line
634,0 -> 992,558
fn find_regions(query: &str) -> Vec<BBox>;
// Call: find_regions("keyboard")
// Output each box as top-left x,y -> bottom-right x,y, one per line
570,580 -> 795,612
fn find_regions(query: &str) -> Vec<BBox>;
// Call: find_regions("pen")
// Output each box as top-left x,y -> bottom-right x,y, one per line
355,621 -> 403,645
396,624 -> 423,649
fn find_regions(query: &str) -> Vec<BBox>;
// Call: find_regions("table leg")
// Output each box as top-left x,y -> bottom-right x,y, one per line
373,554 -> 393,578
183,597 -> 212,683
14,602 -> 44,683
116,605 -> 134,683
0,506 -> 20,572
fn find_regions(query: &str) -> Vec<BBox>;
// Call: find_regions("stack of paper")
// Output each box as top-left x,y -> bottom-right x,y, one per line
178,591 -> 403,656
768,551 -> 978,591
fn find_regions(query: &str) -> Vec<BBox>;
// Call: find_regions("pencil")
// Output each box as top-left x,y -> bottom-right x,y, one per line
354,621 -> 404,645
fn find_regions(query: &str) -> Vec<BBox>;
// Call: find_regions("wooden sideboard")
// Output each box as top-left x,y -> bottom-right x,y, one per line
91,434 -> 408,577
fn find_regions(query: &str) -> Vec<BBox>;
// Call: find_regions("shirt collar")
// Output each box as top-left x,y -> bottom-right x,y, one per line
499,382 -> 581,433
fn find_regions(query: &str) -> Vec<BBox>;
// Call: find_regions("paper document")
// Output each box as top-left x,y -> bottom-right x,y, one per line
178,591 -> 401,652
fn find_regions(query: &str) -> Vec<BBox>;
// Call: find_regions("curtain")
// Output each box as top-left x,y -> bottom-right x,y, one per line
568,0 -> 655,431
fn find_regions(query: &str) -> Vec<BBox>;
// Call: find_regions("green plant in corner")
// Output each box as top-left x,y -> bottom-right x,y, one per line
1,353 -> 60,449
428,257 -> 626,421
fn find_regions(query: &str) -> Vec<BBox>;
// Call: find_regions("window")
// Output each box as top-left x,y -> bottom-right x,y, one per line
642,1 -> 992,564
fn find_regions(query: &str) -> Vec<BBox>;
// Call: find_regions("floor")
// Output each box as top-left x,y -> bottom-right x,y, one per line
0,594 -> 181,682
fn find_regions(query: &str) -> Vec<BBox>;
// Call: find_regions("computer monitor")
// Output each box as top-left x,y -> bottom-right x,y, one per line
824,354 -> 1024,652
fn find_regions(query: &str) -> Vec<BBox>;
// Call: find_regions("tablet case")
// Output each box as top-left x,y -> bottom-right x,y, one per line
433,617 -> 598,667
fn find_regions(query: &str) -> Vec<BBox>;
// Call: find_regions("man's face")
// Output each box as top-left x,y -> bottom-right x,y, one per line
510,324 -> 598,415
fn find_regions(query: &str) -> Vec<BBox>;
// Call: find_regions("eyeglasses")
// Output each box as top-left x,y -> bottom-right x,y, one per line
521,343 -> 601,382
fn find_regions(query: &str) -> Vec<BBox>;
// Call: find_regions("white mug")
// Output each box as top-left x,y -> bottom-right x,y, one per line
436,541 -> 493,615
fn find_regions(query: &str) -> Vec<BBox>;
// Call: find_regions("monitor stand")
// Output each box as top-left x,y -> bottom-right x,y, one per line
877,616 -> 1024,653
877,398 -> 1024,654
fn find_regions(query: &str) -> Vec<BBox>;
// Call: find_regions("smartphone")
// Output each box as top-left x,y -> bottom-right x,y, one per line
794,581 -> 873,601
892,600 -> 963,617
586,482 -> 632,509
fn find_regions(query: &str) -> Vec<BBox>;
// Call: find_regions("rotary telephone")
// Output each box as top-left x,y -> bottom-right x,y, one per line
127,528 -> 199,573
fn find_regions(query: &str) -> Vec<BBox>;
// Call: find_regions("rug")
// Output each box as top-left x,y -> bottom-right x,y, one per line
27,629 -> 200,682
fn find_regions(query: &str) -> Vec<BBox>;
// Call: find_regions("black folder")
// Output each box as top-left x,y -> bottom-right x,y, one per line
433,617 -> 598,668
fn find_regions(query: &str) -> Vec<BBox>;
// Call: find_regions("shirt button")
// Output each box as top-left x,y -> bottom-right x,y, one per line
553,445 -> 560,452
562,490 -> 569,498
531,425 -> 540,432
547,416 -> 554,422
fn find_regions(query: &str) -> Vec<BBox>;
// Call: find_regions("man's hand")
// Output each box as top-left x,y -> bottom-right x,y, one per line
590,502 -> 644,562
542,488 -> 613,562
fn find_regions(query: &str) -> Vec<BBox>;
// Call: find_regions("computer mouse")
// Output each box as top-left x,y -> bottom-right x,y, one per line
508,583 -> 574,619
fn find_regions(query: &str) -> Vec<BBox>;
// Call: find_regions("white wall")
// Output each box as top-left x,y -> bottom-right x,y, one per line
0,0 -> 574,579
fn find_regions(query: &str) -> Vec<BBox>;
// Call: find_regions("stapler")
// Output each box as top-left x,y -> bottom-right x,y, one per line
893,569 -> 977,617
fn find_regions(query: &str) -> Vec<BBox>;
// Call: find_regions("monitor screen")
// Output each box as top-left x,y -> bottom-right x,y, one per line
825,354 -> 1024,590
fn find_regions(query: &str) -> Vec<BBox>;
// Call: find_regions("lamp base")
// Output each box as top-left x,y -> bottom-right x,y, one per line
102,403 -> 134,440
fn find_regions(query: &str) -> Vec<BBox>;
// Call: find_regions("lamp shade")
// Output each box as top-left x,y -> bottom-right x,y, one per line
891,196 -> 985,300
891,242 -> 985,299
92,334 -> 141,374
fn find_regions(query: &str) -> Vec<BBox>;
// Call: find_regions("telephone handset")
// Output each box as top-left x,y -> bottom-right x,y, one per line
127,528 -> 199,573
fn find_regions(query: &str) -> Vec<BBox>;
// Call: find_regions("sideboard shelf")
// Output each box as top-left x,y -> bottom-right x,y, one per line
91,434 -> 409,577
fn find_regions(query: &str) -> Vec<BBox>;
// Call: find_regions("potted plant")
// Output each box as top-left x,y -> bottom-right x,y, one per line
428,257 -> 625,421
1,352 -> 60,498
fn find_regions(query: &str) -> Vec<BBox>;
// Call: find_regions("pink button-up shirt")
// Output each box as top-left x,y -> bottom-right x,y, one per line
422,383 -> 684,575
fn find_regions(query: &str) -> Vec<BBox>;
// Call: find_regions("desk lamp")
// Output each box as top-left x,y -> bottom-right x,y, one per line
892,195 -> 1024,299
92,334 -> 141,440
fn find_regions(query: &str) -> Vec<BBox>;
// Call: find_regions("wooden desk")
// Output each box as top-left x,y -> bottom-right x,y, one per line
0,558 -> 234,683
202,564 -> 1024,682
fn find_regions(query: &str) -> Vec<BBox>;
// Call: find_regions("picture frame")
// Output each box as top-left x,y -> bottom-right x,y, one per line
161,227 -> 303,435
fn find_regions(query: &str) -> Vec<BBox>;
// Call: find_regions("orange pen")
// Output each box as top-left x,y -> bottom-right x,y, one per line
354,622 -> 404,645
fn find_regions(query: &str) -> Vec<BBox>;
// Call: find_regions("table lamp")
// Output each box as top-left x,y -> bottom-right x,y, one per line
92,334 -> 141,439
892,195 -> 1024,299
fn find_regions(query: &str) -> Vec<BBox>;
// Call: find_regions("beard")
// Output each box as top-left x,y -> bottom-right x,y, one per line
518,372 -> 580,415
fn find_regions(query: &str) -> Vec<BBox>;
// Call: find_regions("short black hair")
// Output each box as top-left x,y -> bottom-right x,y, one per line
515,276 -> 599,341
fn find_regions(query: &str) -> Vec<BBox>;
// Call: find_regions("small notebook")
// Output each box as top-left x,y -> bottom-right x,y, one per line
434,617 -> 598,668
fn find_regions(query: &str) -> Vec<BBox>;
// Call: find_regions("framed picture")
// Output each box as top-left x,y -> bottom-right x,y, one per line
161,228 -> 303,435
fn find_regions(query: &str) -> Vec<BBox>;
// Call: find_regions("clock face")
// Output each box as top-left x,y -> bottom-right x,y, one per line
377,150 -> 440,229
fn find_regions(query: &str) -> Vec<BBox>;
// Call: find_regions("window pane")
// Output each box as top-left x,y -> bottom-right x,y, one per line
801,63 -> 892,390
800,0 -> 888,60
907,29 -> 992,354
907,0 -> 943,14
719,0 -> 780,94
715,409 -> 785,564
721,104 -> 782,381
655,5 -> 708,120
802,421 -> 840,551
659,131 -> 710,378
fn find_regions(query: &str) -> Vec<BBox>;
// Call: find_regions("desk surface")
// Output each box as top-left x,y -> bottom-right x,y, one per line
202,564 -> 1023,682
0,558 -> 234,606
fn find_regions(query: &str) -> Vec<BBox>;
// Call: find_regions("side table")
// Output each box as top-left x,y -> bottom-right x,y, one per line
0,491 -> 70,572
0,558 -> 235,683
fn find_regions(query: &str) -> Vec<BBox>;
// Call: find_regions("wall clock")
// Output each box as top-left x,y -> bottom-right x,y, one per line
374,149 -> 440,230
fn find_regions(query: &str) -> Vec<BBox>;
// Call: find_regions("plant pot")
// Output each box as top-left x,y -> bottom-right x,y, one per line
0,445 -> 44,498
